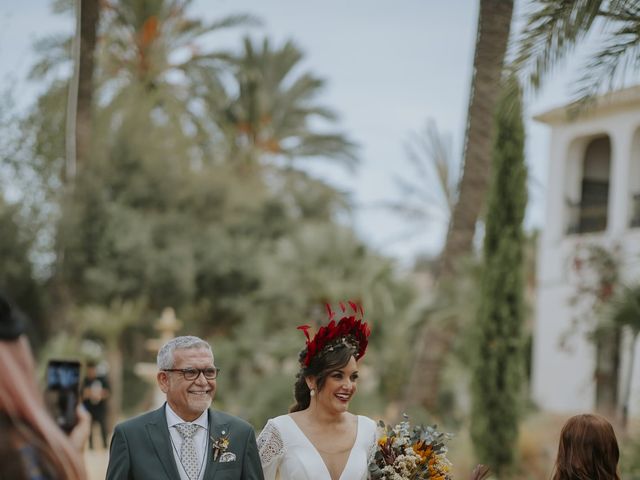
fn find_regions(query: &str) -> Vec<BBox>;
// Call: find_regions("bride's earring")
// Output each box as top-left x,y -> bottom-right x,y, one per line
310,388 -> 316,397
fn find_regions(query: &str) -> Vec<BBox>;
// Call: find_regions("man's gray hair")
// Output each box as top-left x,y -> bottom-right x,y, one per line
157,336 -> 213,370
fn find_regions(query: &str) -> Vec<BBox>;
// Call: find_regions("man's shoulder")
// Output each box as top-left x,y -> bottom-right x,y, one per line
115,407 -> 164,431
212,410 -> 254,431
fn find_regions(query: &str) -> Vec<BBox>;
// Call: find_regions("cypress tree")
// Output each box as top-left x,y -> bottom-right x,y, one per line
470,75 -> 527,477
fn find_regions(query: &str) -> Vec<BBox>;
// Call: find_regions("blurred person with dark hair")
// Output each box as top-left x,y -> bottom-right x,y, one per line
552,413 -> 620,480
256,302 -> 376,480
0,293 -> 89,480
82,360 -> 110,449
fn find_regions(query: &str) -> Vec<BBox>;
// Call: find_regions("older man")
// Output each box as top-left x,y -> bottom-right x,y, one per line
106,336 -> 263,480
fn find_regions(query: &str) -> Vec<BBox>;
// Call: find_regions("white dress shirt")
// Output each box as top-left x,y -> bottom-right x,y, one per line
165,404 -> 209,480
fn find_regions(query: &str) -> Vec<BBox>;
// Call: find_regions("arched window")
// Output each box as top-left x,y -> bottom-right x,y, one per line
576,136 -> 611,233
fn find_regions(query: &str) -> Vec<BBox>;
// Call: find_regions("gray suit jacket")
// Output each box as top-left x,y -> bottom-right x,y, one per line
106,404 -> 264,480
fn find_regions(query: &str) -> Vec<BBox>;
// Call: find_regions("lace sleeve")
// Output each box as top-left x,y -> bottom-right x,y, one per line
257,420 -> 285,480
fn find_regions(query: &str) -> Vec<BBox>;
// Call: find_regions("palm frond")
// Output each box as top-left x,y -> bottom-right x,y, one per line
286,133 -> 358,166
172,14 -> 261,48
402,120 -> 458,214
171,51 -> 236,71
572,22 -> 640,102
28,34 -> 72,80
515,0 -> 604,91
392,175 -> 451,212
202,35 -> 357,168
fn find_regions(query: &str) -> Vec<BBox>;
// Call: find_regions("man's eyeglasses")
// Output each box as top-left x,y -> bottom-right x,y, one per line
162,367 -> 220,380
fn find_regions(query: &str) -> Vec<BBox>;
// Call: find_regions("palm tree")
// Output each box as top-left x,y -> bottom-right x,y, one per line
203,36 -> 358,169
383,120 -> 459,241
32,0 -> 258,152
516,0 -> 640,101
439,0 -> 514,278
97,0 -> 258,143
405,0 -> 514,412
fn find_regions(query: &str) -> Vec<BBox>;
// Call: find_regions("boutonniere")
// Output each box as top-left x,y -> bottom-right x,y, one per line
210,431 -> 230,461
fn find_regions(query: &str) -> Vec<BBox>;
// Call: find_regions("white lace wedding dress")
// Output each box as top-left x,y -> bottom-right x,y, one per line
257,414 -> 377,480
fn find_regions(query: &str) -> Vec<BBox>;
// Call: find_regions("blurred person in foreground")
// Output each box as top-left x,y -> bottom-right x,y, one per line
552,413 -> 620,480
256,302 -> 376,480
0,293 -> 89,480
106,335 -> 263,480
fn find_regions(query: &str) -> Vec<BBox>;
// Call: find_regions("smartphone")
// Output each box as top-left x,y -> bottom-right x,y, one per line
44,360 -> 81,433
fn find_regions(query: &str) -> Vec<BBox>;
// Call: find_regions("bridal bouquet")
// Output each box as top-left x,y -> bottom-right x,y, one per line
369,416 -> 453,480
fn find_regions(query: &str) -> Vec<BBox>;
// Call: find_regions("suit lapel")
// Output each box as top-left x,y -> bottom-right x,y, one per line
203,410 -> 230,479
146,404 -> 181,479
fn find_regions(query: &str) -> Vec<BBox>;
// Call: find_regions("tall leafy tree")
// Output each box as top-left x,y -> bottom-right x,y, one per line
24,0 -> 258,310
406,0 -> 514,411
0,199 -> 46,345
470,76 -> 527,477
9,1 -> 419,423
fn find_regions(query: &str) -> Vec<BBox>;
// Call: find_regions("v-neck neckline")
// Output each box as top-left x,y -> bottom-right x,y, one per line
285,414 -> 361,480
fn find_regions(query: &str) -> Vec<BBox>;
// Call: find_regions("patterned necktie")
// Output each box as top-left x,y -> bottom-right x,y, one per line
175,423 -> 200,480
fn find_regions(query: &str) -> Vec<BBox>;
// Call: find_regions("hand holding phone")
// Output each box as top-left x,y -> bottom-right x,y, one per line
44,360 -> 81,433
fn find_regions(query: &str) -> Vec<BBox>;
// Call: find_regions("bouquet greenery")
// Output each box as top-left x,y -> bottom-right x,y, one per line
369,416 -> 453,480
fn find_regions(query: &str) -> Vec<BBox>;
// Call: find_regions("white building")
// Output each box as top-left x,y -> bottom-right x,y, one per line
533,86 -> 640,416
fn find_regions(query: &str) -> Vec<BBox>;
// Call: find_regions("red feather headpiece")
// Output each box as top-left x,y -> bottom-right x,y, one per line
297,301 -> 370,367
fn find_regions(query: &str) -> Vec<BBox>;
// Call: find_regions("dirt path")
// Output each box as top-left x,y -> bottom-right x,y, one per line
85,448 -> 109,480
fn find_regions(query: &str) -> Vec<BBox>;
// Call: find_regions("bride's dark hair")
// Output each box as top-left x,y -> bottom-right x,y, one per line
289,343 -> 356,413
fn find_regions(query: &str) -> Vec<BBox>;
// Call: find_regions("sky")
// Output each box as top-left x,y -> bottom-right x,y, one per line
0,0 -> 574,266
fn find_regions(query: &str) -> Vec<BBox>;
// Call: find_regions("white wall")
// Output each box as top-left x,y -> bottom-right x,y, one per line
533,104 -> 640,416
533,282 -> 595,411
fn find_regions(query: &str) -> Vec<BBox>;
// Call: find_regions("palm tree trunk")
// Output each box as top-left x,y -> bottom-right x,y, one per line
76,0 -> 99,178
55,0 -> 100,328
404,0 -> 514,411
440,0 -> 514,278
405,318 -> 459,411
621,331 -> 638,431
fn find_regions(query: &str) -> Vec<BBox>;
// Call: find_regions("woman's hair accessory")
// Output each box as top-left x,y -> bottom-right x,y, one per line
297,301 -> 370,367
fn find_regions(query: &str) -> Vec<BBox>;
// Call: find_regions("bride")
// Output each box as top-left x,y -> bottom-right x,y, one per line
257,303 -> 376,480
